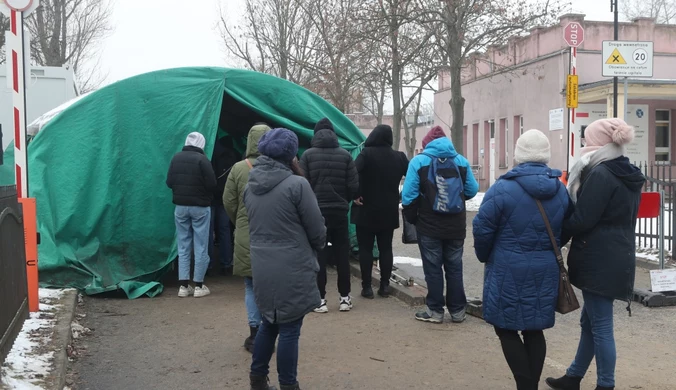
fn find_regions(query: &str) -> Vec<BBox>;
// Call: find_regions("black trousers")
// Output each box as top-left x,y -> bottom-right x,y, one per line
494,327 -> 547,390
317,214 -> 351,298
356,226 -> 394,290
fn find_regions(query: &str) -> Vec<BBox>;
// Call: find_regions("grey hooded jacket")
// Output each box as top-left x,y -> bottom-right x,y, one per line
243,156 -> 326,324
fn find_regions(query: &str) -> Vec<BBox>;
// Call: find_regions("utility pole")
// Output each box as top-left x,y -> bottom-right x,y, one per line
611,0 -> 619,118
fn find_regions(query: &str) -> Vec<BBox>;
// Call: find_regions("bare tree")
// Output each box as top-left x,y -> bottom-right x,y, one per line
622,0 -> 676,23
218,0 -> 318,86
431,0 -> 563,155
358,0 -> 440,151
298,0 -> 375,113
23,0 -> 113,93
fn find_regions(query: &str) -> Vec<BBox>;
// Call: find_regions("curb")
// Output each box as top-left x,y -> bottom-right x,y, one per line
49,289 -> 78,390
348,262 -> 426,306
632,288 -> 676,307
348,261 -> 485,319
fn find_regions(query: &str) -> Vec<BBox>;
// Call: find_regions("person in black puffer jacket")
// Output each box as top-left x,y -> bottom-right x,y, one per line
299,117 -> 359,313
546,118 -> 645,390
166,132 -> 217,298
351,124 -> 408,299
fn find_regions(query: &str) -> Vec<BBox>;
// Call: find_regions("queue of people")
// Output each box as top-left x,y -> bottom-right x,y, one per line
165,117 -> 644,390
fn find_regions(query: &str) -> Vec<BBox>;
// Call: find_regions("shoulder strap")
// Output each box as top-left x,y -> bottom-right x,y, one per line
245,159 -> 253,169
535,199 -> 565,268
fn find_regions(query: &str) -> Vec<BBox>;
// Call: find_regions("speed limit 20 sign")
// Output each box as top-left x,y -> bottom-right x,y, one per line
602,40 -> 654,78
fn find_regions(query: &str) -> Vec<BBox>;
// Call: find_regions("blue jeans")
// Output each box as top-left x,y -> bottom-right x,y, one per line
209,204 -> 233,269
175,205 -> 211,283
251,317 -> 304,386
417,234 -> 467,315
245,277 -> 263,327
567,291 -> 616,387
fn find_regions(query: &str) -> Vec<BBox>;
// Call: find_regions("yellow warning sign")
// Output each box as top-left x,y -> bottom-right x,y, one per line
605,48 -> 627,64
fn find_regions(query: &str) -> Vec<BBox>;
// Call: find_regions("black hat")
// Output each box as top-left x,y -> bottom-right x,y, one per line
313,118 -> 334,134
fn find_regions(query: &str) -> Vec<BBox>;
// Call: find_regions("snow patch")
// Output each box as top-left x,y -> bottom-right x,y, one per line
466,192 -> 485,212
394,256 -> 423,267
1,288 -> 73,389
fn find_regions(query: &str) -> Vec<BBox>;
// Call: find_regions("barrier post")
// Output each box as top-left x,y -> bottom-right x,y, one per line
659,190 -> 665,270
1,1 -> 41,313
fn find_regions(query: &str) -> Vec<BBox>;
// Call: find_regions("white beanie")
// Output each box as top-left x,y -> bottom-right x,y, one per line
514,129 -> 550,165
185,132 -> 206,150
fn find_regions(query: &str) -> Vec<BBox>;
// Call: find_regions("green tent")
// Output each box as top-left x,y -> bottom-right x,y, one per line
0,67 -> 367,299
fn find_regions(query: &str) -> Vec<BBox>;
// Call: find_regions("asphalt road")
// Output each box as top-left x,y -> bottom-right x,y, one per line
68,211 -> 676,390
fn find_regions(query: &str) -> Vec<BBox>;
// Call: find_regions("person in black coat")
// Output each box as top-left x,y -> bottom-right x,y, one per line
546,118 -> 645,390
299,117 -> 359,313
209,136 -> 238,275
351,125 -> 408,299
166,132 -> 217,298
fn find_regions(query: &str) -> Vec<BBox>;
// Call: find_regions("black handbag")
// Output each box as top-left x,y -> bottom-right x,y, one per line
401,209 -> 418,244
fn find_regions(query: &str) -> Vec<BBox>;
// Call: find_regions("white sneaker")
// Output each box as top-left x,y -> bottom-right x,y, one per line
194,285 -> 211,298
178,285 -> 194,298
339,296 -> 353,312
313,299 -> 328,313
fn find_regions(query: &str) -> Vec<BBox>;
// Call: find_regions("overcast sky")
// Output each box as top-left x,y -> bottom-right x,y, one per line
99,0 -> 615,85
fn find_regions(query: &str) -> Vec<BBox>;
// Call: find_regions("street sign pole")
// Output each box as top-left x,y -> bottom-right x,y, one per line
563,21 -> 584,175
623,77 -> 628,120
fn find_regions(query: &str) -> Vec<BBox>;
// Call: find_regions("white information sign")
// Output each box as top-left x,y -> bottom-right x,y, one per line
549,108 -> 564,131
602,41 -> 654,78
650,269 -> 676,293
571,104 -> 649,165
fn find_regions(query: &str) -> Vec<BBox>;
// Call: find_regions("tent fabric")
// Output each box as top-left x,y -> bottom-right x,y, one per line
0,67 -> 366,299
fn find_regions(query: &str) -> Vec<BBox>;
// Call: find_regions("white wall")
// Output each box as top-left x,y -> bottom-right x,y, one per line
0,66 -> 76,151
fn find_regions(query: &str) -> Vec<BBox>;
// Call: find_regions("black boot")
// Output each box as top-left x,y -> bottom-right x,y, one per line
594,386 -> 614,390
280,383 -> 300,390
361,286 -> 374,299
250,374 -> 277,390
378,284 -> 391,298
545,375 -> 582,390
244,326 -> 258,353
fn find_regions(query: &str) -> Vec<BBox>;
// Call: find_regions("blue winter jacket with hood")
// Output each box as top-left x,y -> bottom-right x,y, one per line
473,163 -> 570,331
401,137 -> 478,240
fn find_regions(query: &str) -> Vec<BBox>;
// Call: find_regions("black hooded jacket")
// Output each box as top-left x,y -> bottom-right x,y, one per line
299,125 -> 359,215
351,125 -> 409,231
562,156 -> 645,303
166,146 -> 217,207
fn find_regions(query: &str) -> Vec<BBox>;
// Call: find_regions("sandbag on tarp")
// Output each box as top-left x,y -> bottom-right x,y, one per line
0,67 -> 366,298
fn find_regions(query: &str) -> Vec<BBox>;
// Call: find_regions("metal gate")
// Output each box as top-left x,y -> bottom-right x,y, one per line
0,185 -> 28,365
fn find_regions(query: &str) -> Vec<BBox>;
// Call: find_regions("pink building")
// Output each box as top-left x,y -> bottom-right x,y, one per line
434,14 -> 676,190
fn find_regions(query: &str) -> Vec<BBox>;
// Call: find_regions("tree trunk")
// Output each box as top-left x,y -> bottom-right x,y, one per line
449,61 -> 465,155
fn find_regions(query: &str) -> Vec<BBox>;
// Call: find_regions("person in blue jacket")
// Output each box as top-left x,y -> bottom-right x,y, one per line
401,126 -> 478,323
473,129 -> 570,390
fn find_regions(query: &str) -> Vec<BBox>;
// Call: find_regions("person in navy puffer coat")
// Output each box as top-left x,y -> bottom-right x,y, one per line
473,129 -> 571,390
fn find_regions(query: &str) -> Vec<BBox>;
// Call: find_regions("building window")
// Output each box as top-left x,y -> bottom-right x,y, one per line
489,120 -> 495,139
472,123 -> 480,165
656,110 -> 671,162
499,118 -> 507,167
519,116 -> 524,135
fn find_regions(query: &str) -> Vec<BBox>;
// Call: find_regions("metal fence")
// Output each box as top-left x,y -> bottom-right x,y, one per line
635,162 -> 675,252
0,185 -> 28,365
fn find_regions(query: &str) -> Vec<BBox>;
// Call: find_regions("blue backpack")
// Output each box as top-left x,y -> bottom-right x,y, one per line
422,154 -> 465,214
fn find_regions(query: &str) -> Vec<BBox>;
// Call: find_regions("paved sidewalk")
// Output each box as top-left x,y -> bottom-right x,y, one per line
69,268 -> 675,390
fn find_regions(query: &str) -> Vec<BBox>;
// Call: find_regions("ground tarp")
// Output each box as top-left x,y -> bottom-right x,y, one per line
0,67 -> 366,298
